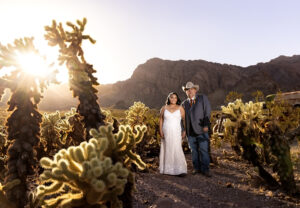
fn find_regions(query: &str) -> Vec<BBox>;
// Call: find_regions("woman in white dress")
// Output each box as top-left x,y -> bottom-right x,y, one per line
159,92 -> 187,175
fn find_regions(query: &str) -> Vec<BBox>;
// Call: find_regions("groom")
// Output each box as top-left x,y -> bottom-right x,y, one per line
182,81 -> 212,177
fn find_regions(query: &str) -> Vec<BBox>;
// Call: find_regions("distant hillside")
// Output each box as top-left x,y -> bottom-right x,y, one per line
98,55 -> 300,109
1,55 -> 299,111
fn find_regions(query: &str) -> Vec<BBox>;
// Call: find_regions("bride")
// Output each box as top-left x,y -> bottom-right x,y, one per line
159,92 -> 187,175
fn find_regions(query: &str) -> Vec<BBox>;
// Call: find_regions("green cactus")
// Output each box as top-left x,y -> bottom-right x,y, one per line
40,111 -> 71,156
102,109 -> 114,125
125,102 -> 149,128
45,18 -> 105,139
34,124 -> 146,208
39,108 -> 86,159
221,99 -> 298,195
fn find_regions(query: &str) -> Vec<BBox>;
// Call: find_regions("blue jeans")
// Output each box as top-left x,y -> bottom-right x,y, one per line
188,133 -> 210,173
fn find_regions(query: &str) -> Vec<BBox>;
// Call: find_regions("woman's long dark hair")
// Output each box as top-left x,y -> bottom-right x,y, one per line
165,92 -> 181,105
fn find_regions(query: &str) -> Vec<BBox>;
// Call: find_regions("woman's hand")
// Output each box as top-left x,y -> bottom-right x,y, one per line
182,131 -> 186,139
160,131 -> 164,139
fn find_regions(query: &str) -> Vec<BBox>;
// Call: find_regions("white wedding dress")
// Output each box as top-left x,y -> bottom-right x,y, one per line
159,109 -> 187,175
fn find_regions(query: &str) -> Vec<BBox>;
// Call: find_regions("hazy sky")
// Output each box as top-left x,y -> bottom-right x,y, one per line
1,0 -> 300,84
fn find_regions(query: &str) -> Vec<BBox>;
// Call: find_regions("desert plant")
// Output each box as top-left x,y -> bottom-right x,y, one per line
33,124 -> 146,208
225,91 -> 243,104
221,99 -> 298,195
0,179 -> 20,208
251,90 -> 264,102
40,108 -> 86,158
0,37 -> 57,206
40,111 -> 71,157
45,18 -> 105,139
102,109 -> 114,125
125,102 -> 149,127
64,107 -> 86,146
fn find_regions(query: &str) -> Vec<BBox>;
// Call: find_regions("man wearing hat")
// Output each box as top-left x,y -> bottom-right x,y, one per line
182,81 -> 212,177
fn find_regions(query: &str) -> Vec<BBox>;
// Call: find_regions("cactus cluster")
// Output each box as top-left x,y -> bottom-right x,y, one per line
34,124 -> 147,207
220,99 -> 298,195
125,102 -> 162,163
125,102 -> 149,127
45,18 -> 105,138
40,111 -> 70,155
40,108 -> 85,158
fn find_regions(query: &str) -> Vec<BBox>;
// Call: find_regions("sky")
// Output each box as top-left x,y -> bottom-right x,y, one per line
0,0 -> 300,84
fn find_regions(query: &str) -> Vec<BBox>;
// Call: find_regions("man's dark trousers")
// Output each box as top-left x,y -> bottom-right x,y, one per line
188,132 -> 210,173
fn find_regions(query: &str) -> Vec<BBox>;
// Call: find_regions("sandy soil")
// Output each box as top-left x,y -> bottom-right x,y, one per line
133,144 -> 300,208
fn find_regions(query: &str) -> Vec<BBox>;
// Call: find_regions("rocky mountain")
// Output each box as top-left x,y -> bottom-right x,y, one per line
98,55 -> 300,109
1,55 -> 299,111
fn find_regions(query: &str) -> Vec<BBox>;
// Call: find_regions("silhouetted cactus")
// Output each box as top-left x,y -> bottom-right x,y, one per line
0,37 -> 57,207
0,179 -> 20,208
65,107 -> 86,146
45,18 -> 105,139
34,124 -> 146,208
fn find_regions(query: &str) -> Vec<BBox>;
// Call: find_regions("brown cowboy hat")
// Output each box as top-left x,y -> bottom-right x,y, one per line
182,81 -> 199,92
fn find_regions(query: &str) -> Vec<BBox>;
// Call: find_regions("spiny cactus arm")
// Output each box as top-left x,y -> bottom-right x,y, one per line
115,131 -> 124,144
44,20 -> 65,48
95,125 -> 116,155
126,150 -> 147,170
133,125 -> 147,144
41,193 -> 85,208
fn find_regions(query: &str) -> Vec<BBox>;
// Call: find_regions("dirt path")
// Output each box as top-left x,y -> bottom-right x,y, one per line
133,145 -> 300,208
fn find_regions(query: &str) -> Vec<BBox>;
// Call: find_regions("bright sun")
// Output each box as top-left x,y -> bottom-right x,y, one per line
16,52 -> 69,83
17,52 -> 51,77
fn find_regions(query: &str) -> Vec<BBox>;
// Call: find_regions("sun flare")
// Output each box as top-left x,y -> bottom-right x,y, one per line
16,52 -> 51,77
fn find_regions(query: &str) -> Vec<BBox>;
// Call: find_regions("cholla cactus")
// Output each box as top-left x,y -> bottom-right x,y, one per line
40,111 -> 71,156
45,18 -> 105,139
0,179 -> 20,208
0,125 -> 8,157
221,99 -> 298,195
125,102 -> 149,127
35,124 -> 146,208
266,99 -> 300,134
0,125 -> 8,180
40,108 -> 86,158
221,99 -> 265,154
102,109 -> 114,125
0,37 -> 56,207
64,107 -> 86,146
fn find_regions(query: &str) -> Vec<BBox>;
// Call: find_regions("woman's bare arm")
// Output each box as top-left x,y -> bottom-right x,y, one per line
159,106 -> 165,138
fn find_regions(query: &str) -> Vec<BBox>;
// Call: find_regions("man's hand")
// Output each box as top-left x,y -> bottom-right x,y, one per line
203,126 -> 209,132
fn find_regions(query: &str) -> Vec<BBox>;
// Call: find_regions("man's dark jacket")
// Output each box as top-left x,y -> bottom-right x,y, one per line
182,94 -> 211,136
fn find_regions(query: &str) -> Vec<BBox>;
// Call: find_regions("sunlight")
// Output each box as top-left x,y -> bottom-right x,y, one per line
16,52 -> 50,77
56,69 -> 69,83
